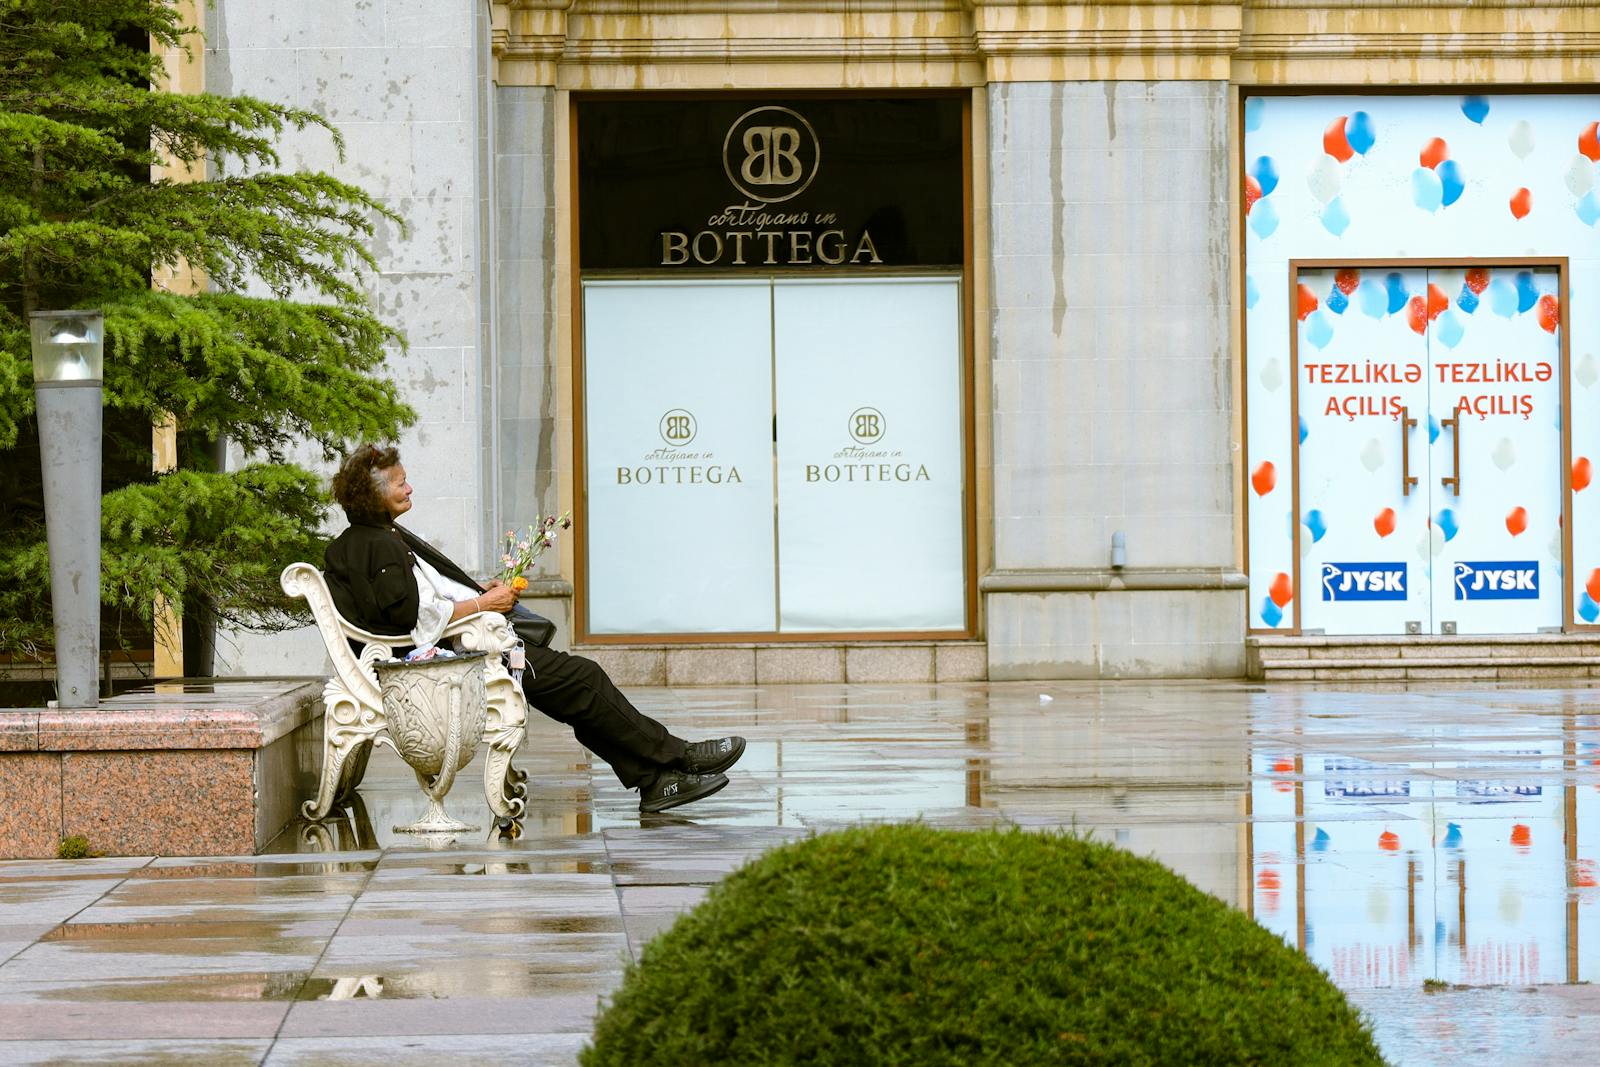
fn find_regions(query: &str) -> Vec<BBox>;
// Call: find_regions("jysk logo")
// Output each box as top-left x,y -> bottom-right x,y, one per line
723,106 -> 820,204
659,409 -> 697,447
1453,561 -> 1538,600
1321,562 -> 1407,601
848,407 -> 884,445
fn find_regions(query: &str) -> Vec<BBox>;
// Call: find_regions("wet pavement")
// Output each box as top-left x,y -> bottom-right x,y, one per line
4,680 -> 1600,1064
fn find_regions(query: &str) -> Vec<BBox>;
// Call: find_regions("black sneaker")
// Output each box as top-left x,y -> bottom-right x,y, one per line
680,736 -> 747,775
640,771 -> 728,814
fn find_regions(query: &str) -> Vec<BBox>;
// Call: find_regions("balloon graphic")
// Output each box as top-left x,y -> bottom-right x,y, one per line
1574,456 -> 1592,491
1357,278 -> 1388,318
1374,507 -> 1397,538
1488,276 -> 1519,318
1436,309 -> 1464,348
1298,416 -> 1308,445
1426,283 -> 1449,320
1443,822 -> 1463,849
1311,828 -> 1331,852
1420,525 -> 1444,560
1297,284 -> 1319,321
1306,311 -> 1334,349
1384,272 -> 1409,314
1511,824 -> 1532,851
1250,156 -> 1279,197
1456,284 -> 1479,314
1508,119 -> 1536,160
1510,187 -> 1532,219
1269,572 -> 1294,608
1249,198 -> 1279,238
1579,189 -> 1600,227
1323,115 -> 1354,162
1588,568 -> 1600,603
1379,830 -> 1400,852
1260,596 -> 1284,628
1245,274 -> 1259,309
1437,159 -> 1465,207
1429,414 -> 1440,444
1491,437 -> 1516,471
1321,196 -> 1351,236
1244,96 -> 1264,132
1244,175 -> 1262,214
1565,154 -> 1596,198
1534,293 -> 1560,334
1436,508 -> 1460,541
1360,438 -> 1384,472
1347,111 -> 1376,155
1305,509 -> 1328,543
1580,353 -> 1598,389
1506,506 -> 1528,536
1406,295 -> 1427,335
1335,269 -> 1361,294
1581,121 -> 1600,163
1412,167 -> 1444,212
1259,358 -> 1284,392
1464,267 -> 1491,295
1307,154 -> 1342,204
1251,460 -> 1277,496
1582,592 -> 1600,624
1515,271 -> 1540,313
1461,96 -> 1490,124
1420,137 -> 1449,169
1326,287 -> 1349,315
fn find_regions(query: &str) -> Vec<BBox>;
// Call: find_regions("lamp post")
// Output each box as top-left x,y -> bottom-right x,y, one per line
29,310 -> 104,709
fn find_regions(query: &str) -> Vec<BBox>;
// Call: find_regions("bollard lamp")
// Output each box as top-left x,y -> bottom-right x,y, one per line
30,310 -> 104,708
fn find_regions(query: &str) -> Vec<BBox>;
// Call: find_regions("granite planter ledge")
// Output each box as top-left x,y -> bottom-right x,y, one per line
0,679 -> 323,859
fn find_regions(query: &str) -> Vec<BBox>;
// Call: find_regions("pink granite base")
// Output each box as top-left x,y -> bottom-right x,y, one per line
0,681 -> 322,859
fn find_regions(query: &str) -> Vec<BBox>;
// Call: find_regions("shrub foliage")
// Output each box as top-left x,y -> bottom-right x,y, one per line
584,825 -> 1384,1066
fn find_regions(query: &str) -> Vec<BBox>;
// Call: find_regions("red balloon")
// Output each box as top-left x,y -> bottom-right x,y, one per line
1251,461 -> 1276,497
1538,293 -> 1560,334
1374,507 -> 1396,538
1269,572 -> 1294,608
1297,284 -> 1319,322
1420,137 -> 1450,169
1575,456 -> 1592,492
1510,187 -> 1532,219
1271,758 -> 1294,773
1585,568 -> 1600,604
1406,295 -> 1427,335
1244,175 -> 1262,215
1427,283 -> 1450,321
1379,831 -> 1400,852
1464,267 -> 1491,294
1511,823 -> 1532,850
1323,115 -> 1355,163
1506,506 -> 1527,536
1335,268 -> 1361,295
1581,121 -> 1600,163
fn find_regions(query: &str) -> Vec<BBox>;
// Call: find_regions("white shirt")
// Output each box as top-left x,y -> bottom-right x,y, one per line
410,555 -> 483,649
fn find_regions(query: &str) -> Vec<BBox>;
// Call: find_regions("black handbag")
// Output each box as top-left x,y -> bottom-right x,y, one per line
510,605 -> 557,648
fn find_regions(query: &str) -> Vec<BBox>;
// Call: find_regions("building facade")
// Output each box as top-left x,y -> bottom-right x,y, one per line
209,0 -> 1600,682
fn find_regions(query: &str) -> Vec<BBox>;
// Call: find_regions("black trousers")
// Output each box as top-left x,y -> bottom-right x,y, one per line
519,644 -> 686,789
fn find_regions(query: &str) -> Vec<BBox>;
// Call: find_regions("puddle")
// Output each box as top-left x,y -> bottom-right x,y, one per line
131,861 -> 378,879
39,920 -> 299,942
33,972 -> 311,1002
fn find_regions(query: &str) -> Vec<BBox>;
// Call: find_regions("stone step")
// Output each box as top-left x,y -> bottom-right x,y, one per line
1249,635 -> 1600,680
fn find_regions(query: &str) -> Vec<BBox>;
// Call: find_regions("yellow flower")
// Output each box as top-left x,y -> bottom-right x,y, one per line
510,576 -> 528,592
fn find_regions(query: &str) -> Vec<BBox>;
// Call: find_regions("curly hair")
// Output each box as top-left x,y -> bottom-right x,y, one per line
332,443 -> 401,523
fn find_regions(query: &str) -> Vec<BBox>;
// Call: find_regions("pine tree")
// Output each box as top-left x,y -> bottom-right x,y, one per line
0,1 -> 415,660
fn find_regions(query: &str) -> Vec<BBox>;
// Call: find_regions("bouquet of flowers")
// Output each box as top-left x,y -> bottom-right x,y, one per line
496,512 -> 572,591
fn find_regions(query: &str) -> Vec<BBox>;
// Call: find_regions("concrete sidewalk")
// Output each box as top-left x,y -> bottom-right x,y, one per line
3,680 -> 1600,1064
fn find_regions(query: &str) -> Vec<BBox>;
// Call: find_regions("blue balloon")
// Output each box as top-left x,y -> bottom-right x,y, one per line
1244,96 -> 1265,132
1357,278 -> 1388,318
1488,276 -> 1518,318
1305,509 -> 1328,543
1385,272 -> 1409,314
1346,111 -> 1376,155
1515,270 -> 1539,312
1456,283 -> 1479,314
1442,822 -> 1463,849
1579,189 -> 1600,227
1436,309 -> 1464,348
1298,415 -> 1308,445
1246,274 -> 1259,309
1260,596 -> 1283,628
1412,166 -> 1443,213
1250,156 -> 1279,197
1461,96 -> 1490,124
1428,414 -> 1440,444
1306,310 -> 1334,349
1581,592 -> 1599,624
1436,508 -> 1459,542
1321,196 -> 1351,236
1325,286 -> 1348,315
1438,159 -> 1465,207
1249,198 -> 1279,239
1311,828 -> 1331,852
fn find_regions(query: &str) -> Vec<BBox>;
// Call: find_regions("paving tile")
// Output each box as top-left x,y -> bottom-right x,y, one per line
277,995 -> 601,1037
0,1039 -> 270,1065
263,1033 -> 587,1066
0,997 -> 290,1039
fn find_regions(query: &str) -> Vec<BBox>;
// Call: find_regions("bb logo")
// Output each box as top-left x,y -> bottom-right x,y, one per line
659,409 -> 697,447
723,106 -> 820,204
1453,561 -> 1538,600
848,407 -> 885,445
1321,562 -> 1407,601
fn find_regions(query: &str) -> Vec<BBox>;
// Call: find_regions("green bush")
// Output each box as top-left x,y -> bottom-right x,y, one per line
583,825 -> 1383,1066
55,835 -> 91,859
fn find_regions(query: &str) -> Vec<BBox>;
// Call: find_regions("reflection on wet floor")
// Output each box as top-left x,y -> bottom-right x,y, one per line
5,680 -> 1600,1064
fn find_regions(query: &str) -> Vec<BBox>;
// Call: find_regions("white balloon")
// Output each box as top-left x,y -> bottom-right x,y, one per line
1360,438 -> 1385,472
1579,352 -> 1598,390
1307,154 -> 1342,205
1565,155 -> 1596,198
1259,358 -> 1284,393
1508,120 -> 1536,160
1491,437 -> 1516,471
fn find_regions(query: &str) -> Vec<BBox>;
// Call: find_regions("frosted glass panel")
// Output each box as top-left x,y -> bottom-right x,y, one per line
583,280 -> 776,633
773,277 -> 965,630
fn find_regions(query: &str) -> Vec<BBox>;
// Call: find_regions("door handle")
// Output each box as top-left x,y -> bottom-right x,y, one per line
1400,406 -> 1419,497
1440,414 -> 1461,495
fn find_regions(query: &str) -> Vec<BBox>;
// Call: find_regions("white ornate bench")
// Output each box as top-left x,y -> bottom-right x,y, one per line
280,562 -> 529,824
